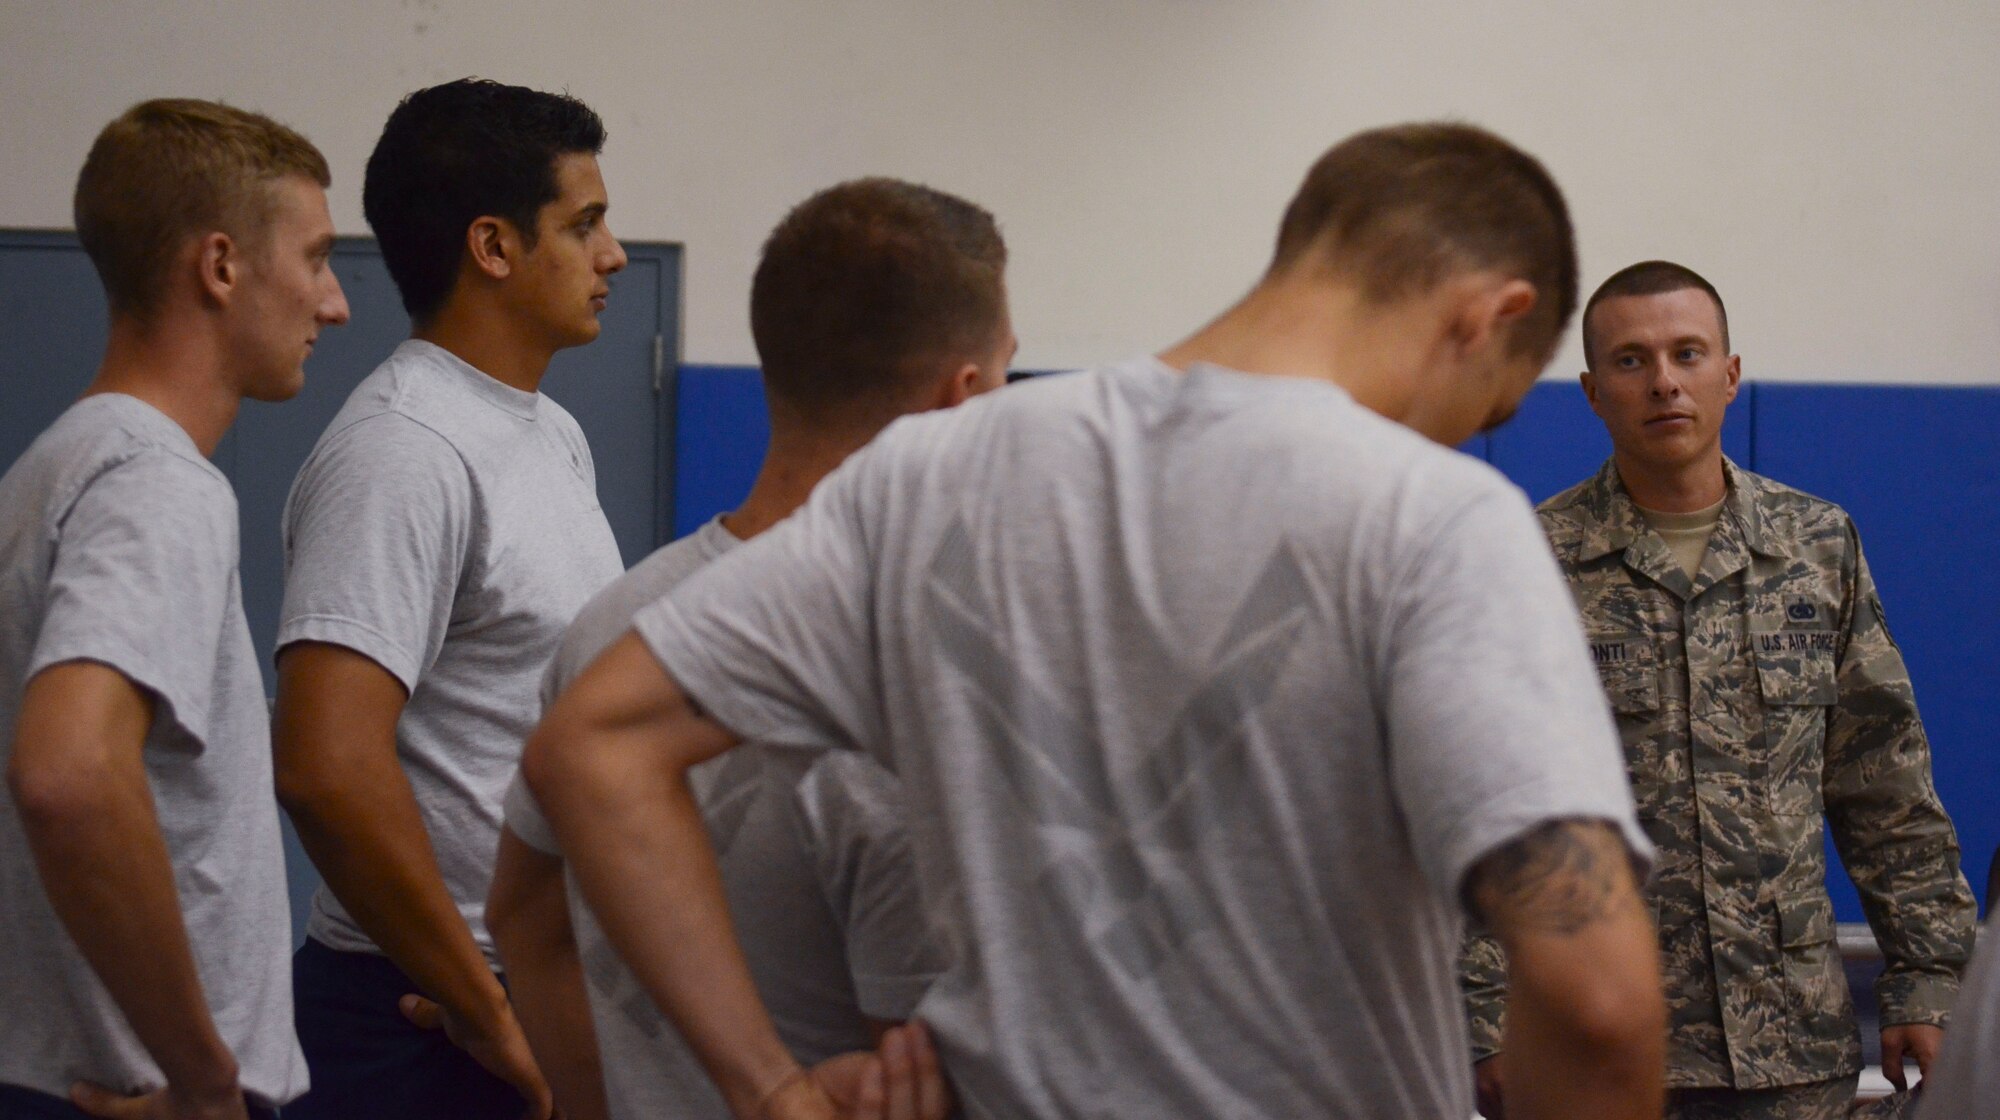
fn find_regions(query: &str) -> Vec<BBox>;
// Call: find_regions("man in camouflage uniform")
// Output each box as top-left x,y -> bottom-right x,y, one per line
1462,261 -> 1977,1120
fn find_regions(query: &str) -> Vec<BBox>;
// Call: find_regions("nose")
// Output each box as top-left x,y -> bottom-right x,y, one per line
601,227 -> 628,275
322,273 -> 352,326
1646,356 -> 1682,398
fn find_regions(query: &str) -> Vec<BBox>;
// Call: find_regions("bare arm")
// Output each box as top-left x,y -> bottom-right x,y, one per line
528,634 -> 953,1120
272,641 -> 548,1116
524,634 -> 802,1118
487,827 -> 608,1120
1462,819 -> 1665,1120
8,662 -> 244,1118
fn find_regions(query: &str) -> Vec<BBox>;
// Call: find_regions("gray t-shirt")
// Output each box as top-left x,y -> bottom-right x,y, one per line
504,516 -> 939,1120
279,340 -> 624,960
636,358 -> 1653,1119
1916,919 -> 1994,1118
0,395 -> 306,1104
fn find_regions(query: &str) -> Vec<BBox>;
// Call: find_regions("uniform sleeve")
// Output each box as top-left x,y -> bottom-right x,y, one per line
630,444 -> 887,756
1378,475 -> 1652,915
1458,931 -> 1508,1062
1822,520 -> 1978,1027
794,752 -> 941,1020
31,453 -> 238,752
276,415 -> 473,691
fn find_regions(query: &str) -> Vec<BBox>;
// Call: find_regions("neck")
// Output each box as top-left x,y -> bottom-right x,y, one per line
722,424 -> 875,540
1159,274 -> 1440,429
1616,451 -> 1728,513
415,297 -> 555,393
84,314 -> 241,457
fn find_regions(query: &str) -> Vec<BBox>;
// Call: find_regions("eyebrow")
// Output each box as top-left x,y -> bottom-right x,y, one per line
572,201 -> 608,222
1611,334 -> 1712,355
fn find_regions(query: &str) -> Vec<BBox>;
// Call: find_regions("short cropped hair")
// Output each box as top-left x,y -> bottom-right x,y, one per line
1270,122 -> 1577,361
73,99 -> 329,318
750,178 -> 1007,419
1580,260 -> 1729,369
363,78 -> 606,322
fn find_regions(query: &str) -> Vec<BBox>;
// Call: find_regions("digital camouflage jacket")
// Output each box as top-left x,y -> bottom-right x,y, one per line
1462,458 -> 1976,1090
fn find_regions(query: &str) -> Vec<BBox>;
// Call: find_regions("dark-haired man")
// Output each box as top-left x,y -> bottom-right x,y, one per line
1463,261 -> 1976,1120
525,123 -> 1666,1120
488,176 -> 1012,1120
1,100 -> 347,1120
272,78 -> 628,1120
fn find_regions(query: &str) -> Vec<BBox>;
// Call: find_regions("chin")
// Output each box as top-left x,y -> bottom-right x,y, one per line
246,368 -> 308,403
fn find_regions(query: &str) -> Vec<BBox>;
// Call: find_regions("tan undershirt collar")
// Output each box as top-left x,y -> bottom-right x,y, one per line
1636,496 -> 1726,582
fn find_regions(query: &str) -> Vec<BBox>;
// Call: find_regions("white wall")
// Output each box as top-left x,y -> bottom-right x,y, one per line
4,1 -> 1997,382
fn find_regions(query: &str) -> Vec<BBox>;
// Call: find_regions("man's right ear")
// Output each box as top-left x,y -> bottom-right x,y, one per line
465,216 -> 516,281
932,362 -> 983,410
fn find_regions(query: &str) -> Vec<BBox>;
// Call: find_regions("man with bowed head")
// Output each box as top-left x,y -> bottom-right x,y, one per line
526,122 -> 1668,1120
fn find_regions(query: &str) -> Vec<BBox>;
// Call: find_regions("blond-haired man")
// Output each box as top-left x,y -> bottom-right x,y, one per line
0,99 -> 348,1120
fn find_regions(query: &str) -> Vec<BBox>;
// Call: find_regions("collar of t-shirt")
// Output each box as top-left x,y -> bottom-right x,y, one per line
1635,496 -> 1726,582
401,338 -> 543,422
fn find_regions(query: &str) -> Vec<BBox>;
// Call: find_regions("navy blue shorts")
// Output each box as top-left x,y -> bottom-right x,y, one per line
285,937 -> 524,1120
0,1083 -> 276,1119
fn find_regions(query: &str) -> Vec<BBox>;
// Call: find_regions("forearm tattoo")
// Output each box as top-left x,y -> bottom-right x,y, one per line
1464,819 -> 1639,936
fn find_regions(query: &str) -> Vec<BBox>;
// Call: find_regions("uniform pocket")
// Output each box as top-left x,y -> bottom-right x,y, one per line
1753,628 -> 1836,813
1777,888 -> 1834,949
1589,632 -> 1660,714
1775,888 -> 1849,1023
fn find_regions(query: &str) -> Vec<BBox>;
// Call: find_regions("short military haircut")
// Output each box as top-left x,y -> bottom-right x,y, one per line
363,78 -> 606,322
1270,122 -> 1578,361
750,178 -> 1007,420
1580,260 -> 1729,370
73,98 -> 330,318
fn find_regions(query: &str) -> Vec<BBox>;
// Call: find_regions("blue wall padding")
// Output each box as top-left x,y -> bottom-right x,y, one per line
1487,380 -> 1756,504
672,364 -> 769,537
1751,385 -> 2000,921
667,367 -> 1992,917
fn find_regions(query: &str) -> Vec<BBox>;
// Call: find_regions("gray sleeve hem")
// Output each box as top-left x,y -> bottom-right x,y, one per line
1437,790 -> 1655,918
501,773 -> 563,856
28,641 -> 210,754
632,598 -> 790,745
275,614 -> 424,694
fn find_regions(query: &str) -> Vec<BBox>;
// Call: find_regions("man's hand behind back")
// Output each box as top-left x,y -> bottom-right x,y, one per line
398,993 -> 553,1120
68,1081 -> 248,1120
762,1021 -> 950,1120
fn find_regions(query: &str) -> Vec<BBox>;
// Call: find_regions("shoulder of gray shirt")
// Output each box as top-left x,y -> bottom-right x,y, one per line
542,517 -> 739,705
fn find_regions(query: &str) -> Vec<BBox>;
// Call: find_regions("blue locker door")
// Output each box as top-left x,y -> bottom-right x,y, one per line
0,238 -> 111,463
